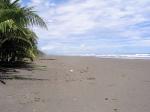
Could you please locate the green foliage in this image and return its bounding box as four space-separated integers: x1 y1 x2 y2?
0 0 47 63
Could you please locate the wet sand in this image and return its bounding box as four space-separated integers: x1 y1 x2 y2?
0 56 150 112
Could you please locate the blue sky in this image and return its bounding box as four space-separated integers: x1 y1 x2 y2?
21 0 150 55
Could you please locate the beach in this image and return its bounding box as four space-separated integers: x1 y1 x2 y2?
0 56 150 112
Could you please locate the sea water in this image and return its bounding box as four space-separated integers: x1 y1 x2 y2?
79 54 150 59
97 54 150 59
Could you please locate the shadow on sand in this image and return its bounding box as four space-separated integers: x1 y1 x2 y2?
0 61 48 84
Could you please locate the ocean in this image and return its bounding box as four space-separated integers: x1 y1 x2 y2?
79 54 150 59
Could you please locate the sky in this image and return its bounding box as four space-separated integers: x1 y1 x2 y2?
21 0 150 55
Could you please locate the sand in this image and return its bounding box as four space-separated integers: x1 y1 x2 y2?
0 56 150 112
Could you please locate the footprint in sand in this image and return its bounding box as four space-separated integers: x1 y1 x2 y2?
105 98 109 101
113 108 119 112
34 97 41 102
79 67 89 73
108 84 115 87
87 77 96 80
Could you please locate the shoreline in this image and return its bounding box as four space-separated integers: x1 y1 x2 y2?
41 54 150 60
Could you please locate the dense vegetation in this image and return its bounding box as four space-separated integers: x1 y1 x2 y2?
0 0 47 63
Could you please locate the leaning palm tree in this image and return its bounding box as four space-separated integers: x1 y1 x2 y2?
0 0 47 63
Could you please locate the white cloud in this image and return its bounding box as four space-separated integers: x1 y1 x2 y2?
28 0 150 54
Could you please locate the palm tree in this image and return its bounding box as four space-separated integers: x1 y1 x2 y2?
0 0 47 63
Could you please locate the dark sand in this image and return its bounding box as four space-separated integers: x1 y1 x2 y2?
0 56 150 112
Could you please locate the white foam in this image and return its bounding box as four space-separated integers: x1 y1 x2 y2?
56 53 150 59
96 54 150 59
74 53 150 59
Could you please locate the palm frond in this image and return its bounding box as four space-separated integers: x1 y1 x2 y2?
0 0 46 62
